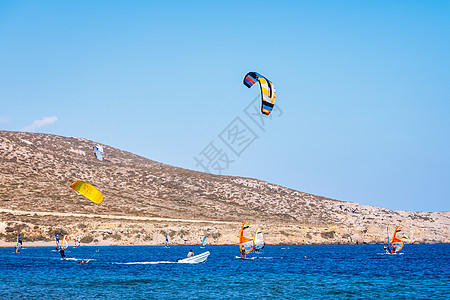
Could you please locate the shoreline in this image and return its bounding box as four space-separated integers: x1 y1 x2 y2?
1 242 443 248
2 208 449 246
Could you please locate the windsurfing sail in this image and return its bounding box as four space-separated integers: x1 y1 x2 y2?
243 72 276 115
386 227 391 253
239 221 254 257
61 235 69 250
391 226 404 253
253 227 265 252
201 236 207 247
93 145 104 161
165 235 169 248
55 234 60 250
70 180 104 204
16 233 22 252
75 237 81 248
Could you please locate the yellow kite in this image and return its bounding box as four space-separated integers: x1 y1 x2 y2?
70 180 103 204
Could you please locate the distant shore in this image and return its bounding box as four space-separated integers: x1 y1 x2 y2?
1 241 440 248
2 208 449 247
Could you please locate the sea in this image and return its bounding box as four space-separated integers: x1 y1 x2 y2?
1 244 449 299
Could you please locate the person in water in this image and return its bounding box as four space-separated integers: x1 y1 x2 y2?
59 248 66 260
187 250 194 258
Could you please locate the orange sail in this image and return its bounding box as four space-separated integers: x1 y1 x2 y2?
390 226 404 253
239 221 254 257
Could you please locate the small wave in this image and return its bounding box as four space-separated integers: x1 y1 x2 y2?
65 258 79 261
65 258 95 262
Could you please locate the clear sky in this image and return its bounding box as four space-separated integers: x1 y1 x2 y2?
1 1 449 212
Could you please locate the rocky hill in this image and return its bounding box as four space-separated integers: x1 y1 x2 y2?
0 131 448 247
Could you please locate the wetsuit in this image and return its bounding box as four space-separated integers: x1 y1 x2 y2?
240 247 246 258
60 249 66 260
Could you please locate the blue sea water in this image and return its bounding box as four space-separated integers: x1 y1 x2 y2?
1 244 449 299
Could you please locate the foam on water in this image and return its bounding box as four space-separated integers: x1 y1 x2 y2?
113 261 176 265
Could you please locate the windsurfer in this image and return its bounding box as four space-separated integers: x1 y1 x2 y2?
187 250 194 258
15 234 22 253
59 248 66 260
386 226 404 254
240 245 246 259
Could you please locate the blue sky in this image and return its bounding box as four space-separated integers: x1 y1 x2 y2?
1 1 449 212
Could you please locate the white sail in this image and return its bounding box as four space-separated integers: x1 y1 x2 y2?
16 233 22 251
253 227 265 251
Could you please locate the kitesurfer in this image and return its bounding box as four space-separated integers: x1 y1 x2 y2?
187 250 194 258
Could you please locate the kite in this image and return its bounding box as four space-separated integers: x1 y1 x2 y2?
243 72 276 115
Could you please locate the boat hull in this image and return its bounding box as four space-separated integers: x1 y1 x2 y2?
177 251 210 264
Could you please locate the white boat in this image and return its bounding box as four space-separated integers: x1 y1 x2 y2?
177 251 210 264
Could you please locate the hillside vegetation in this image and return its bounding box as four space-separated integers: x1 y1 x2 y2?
0 131 448 246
